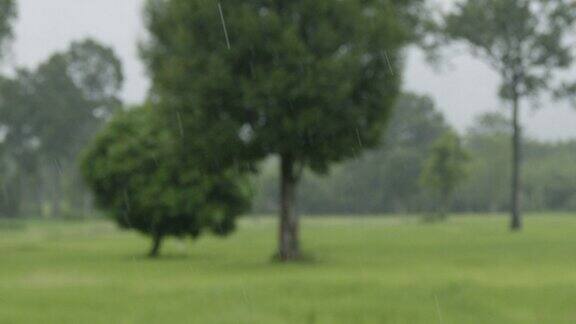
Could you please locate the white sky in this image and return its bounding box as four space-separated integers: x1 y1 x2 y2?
8 0 576 141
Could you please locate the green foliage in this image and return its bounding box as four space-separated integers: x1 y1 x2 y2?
421 133 469 189
455 113 511 212
141 0 421 259
81 105 252 256
22 39 122 160
455 113 576 213
0 39 123 164
0 0 16 61
0 0 16 215
420 131 470 218
254 107 576 216
441 0 576 230
142 0 413 171
0 39 124 218
253 93 450 214
360 94 450 212
523 142 576 211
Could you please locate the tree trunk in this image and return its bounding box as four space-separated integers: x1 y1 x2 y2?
510 95 522 231
148 233 163 258
277 154 300 261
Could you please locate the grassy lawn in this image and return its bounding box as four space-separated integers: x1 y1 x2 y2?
1 214 576 323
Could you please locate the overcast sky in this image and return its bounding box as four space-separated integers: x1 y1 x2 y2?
9 0 576 140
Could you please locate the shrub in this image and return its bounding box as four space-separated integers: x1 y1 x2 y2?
81 105 251 257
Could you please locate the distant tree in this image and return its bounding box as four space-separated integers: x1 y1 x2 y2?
1 39 122 161
441 0 576 231
0 39 123 217
31 39 123 160
454 113 576 213
253 93 449 215
523 145 576 211
0 0 16 61
81 105 252 257
366 94 450 212
456 112 511 212
142 0 423 261
420 131 469 220
467 112 511 138
1 69 40 215
0 0 16 215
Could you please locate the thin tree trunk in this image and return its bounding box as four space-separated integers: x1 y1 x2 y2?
510 95 522 231
278 154 300 261
149 233 163 258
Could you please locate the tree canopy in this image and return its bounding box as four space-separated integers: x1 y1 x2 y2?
81 105 252 257
420 131 470 219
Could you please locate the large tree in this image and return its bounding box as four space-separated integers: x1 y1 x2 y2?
142 0 421 261
442 0 576 231
31 39 123 161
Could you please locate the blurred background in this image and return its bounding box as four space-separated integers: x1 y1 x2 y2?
3 0 576 218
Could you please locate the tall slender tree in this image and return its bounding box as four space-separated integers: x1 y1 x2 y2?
0 39 123 217
141 0 422 260
442 0 576 231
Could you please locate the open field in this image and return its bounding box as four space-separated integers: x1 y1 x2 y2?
1 214 576 323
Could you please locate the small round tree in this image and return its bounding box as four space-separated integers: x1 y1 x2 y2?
81 105 252 257
420 131 470 220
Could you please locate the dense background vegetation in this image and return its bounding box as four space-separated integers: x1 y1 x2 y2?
0 0 574 223
253 97 576 215
1 86 575 219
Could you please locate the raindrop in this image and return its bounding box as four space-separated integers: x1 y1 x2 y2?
53 159 63 176
383 51 394 75
217 2 231 50
355 128 363 147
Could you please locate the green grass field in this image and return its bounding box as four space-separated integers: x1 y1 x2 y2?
1 214 576 323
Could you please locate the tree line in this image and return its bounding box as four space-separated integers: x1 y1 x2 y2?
0 1 124 219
